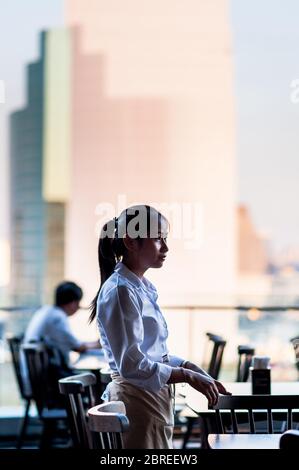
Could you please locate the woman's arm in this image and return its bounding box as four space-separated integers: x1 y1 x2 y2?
181 360 231 396
167 364 231 406
181 360 211 377
167 367 220 406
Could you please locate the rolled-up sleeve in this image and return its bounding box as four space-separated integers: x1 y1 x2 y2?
169 355 185 367
98 285 172 393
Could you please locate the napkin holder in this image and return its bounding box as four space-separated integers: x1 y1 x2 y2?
250 366 271 394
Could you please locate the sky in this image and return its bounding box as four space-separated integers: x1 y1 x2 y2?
231 0 299 251
1 0 299 256
0 0 63 238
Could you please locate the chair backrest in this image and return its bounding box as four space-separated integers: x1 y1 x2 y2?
88 401 129 449
203 333 226 379
211 394 299 434
236 345 255 382
22 342 65 415
7 334 31 400
59 372 98 449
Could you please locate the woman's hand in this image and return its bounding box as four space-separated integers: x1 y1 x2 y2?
181 360 232 401
185 370 220 406
214 379 232 396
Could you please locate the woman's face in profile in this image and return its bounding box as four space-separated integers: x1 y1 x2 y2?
136 217 169 270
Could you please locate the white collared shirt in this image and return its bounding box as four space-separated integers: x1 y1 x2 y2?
97 262 184 393
21 305 82 395
24 305 82 363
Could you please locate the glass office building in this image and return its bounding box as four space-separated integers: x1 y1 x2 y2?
9 32 65 307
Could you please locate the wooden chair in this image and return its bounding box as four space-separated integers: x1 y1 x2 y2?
210 394 299 435
7 335 33 448
205 333 227 380
236 345 255 382
22 342 68 448
181 332 227 448
58 372 99 448
88 401 129 449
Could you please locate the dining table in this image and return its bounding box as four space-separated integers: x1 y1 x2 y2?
208 433 282 449
70 348 108 372
186 381 299 415
185 381 299 449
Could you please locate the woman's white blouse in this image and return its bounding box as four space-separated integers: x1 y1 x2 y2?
96 262 184 393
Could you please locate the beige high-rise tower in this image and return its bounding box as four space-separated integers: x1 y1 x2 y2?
64 1 237 362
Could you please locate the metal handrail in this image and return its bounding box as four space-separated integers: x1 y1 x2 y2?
1 305 299 312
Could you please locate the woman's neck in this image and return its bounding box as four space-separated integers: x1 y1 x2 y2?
121 258 146 279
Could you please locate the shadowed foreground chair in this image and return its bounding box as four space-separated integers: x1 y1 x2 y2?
88 401 129 449
22 342 68 448
7 335 33 448
205 394 299 448
58 372 99 448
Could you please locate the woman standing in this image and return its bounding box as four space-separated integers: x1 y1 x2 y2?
89 205 230 449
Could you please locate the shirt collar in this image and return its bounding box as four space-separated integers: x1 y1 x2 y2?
114 261 144 289
114 261 157 295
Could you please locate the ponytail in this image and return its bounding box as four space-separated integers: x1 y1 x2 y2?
89 219 118 323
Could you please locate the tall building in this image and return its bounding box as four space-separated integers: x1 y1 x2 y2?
65 1 237 300
65 1 238 362
238 205 269 275
9 32 65 306
10 0 238 361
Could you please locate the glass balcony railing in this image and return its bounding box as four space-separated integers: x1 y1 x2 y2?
0 305 298 410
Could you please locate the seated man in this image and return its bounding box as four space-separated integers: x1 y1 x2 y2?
24 281 100 365
22 281 101 398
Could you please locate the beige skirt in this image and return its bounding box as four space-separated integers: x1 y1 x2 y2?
105 376 174 449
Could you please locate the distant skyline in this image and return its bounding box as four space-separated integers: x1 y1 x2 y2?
1 0 299 258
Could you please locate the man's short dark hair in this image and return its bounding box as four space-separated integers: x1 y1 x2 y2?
55 281 83 306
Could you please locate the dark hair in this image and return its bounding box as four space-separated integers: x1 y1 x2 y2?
89 205 167 322
55 281 83 307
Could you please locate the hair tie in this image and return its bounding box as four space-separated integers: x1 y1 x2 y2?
113 217 118 237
